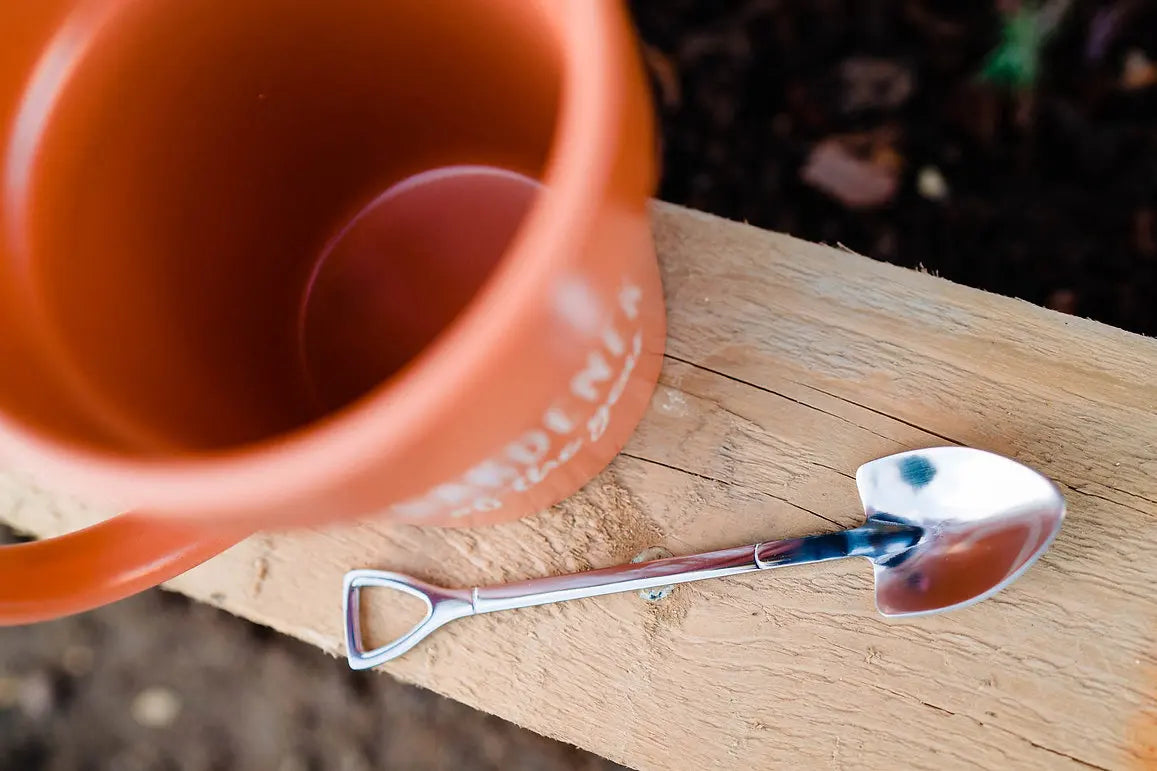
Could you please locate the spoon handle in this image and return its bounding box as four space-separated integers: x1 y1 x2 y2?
344 519 922 669
473 520 921 613
344 542 765 669
471 543 760 614
754 520 922 569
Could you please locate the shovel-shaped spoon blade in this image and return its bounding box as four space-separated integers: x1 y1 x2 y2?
856 447 1065 617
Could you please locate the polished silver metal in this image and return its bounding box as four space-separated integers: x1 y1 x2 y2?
344 447 1065 670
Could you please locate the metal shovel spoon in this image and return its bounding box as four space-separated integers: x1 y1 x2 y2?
344 447 1065 670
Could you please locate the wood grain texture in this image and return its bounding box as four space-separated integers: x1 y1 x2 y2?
3 202 1155 770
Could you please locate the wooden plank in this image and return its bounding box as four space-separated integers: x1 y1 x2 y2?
3 202 1155 770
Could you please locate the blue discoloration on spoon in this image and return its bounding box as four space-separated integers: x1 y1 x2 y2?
899 455 937 489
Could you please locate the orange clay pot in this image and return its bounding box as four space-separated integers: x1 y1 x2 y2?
0 0 664 623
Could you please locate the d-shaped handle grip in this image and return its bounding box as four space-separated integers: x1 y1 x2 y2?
343 570 475 670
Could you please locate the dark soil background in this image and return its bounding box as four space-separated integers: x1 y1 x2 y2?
635 0 1157 334
2 2 1154 769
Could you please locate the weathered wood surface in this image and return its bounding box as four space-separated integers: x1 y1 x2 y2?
3 202 1156 770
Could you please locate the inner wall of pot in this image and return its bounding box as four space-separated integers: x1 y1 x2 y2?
19 0 561 455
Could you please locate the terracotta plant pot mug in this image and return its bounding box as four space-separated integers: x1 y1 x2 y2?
0 0 664 623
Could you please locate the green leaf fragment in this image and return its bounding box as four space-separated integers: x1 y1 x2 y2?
978 1 1070 90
